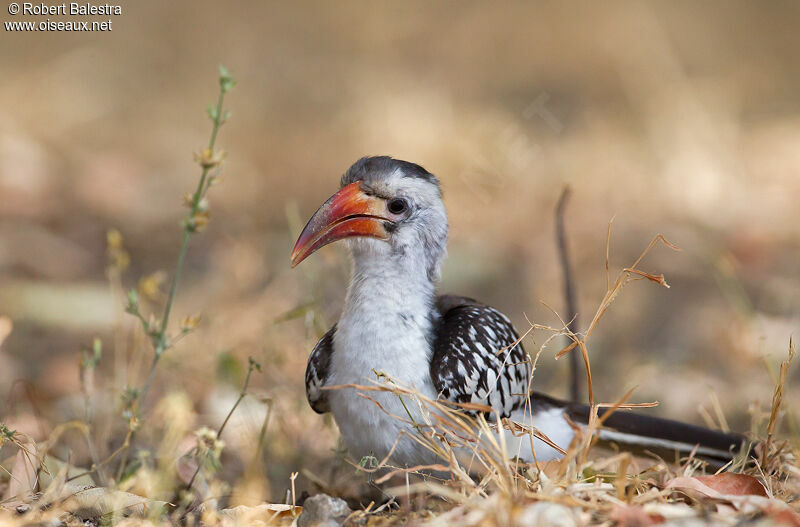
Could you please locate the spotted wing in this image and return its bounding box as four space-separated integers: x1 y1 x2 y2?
305 324 336 414
430 295 529 418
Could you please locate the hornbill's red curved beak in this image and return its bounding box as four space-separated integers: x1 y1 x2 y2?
291 182 392 267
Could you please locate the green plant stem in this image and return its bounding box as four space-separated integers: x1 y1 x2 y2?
116 72 232 483
138 88 227 408
157 230 191 353
206 90 225 152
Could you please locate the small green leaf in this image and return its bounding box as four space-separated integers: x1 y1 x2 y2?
217 351 243 385
206 102 218 121
273 303 314 324
81 338 102 369
126 289 139 313
122 386 140 406
218 65 236 93
220 78 236 93
0 423 16 443
358 453 378 471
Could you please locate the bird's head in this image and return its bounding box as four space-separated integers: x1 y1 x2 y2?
291 156 448 281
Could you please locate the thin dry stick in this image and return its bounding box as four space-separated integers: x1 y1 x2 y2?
555 231 679 405
290 472 298 518
555 186 581 402
541 300 594 404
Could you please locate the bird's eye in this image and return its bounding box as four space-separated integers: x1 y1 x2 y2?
387 198 408 215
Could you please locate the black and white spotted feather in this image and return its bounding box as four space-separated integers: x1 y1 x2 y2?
305 324 335 414
304 296 530 419
297 157 751 467
430 295 529 418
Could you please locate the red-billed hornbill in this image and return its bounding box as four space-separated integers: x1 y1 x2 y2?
291 156 747 468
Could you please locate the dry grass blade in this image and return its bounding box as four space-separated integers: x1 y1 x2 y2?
762 337 795 467
501 419 567 456
768 337 795 438
554 232 680 405
596 400 659 409
622 268 671 288
570 386 659 469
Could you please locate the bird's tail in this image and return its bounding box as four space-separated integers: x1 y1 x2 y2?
531 392 751 466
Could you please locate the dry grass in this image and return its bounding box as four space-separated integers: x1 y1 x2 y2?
1 168 796 524
2 5 800 523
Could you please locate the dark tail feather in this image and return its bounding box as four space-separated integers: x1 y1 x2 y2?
532 392 750 466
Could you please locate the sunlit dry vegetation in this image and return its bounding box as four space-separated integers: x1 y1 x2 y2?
2 2 799 525
0 67 797 525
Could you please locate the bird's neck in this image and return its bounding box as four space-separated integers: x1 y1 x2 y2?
334 252 438 382
327 251 442 465
343 253 437 330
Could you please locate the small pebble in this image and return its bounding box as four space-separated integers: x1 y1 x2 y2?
297 494 352 527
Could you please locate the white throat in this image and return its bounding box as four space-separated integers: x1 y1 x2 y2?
336 245 437 384
326 244 441 465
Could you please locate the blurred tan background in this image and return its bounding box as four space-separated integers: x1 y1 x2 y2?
1 0 799 499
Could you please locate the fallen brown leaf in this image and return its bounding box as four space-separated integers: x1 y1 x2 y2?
764 505 800 527
59 485 165 519
664 473 798 519
534 460 564 481
4 442 40 502
610 504 665 526
694 473 768 497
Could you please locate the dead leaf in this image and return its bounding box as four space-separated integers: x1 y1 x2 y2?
59 485 166 519
610 504 665 526
176 444 214 509
0 316 12 348
38 455 95 488
667 473 767 499
694 473 768 497
4 442 40 502
534 460 564 481
175 451 199 487
664 473 795 519
764 505 800 527
176 436 212 496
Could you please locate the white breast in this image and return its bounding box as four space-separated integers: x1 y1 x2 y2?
324 238 576 468
326 247 443 467
328 292 440 466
